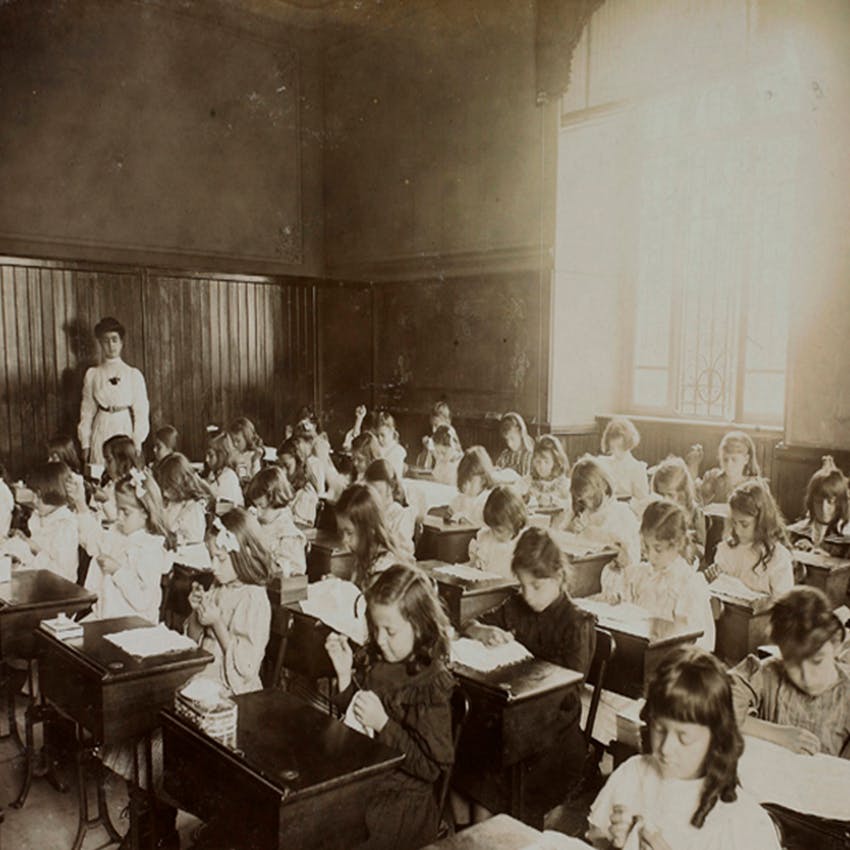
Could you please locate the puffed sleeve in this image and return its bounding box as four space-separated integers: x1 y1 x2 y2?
78 367 97 451
110 546 161 617
223 587 271 694
292 485 318 527
586 755 643 838
31 514 79 582
729 654 768 725
678 572 716 652
377 669 455 783
767 545 794 596
130 367 150 450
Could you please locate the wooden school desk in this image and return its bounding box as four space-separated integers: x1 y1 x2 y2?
792 549 850 607
1 570 97 805
418 515 480 564
37 616 212 850
161 688 404 850
709 587 772 664
305 528 355 582
269 601 338 687
574 601 703 698
549 532 618 598
450 657 583 826
417 560 518 628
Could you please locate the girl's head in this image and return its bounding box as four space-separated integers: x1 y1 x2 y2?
205 508 274 586
46 435 81 474
718 431 760 481
94 316 125 361
727 479 787 556
291 430 315 463
456 446 496 496
351 432 382 477
804 456 849 530
152 425 179 463
27 461 72 514
430 400 452 431
499 412 533 453
531 435 568 482
432 425 455 463
153 453 212 504
569 456 614 515
641 499 689 570
770 586 845 696
601 417 640 458
205 432 237 473
640 647 743 827
245 466 293 513
364 564 451 672
114 470 174 546
651 456 696 513
374 410 399 451
364 459 406 509
335 484 397 586
103 434 143 481
228 417 262 454
511 527 565 612
482 486 527 542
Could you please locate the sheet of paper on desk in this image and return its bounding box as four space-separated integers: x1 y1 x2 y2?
575 598 651 627
299 577 368 645
550 530 613 558
708 574 768 603
739 735 850 820
105 623 198 657
433 563 504 583
451 637 532 672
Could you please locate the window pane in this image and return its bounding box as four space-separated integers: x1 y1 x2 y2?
634 368 668 408
743 371 785 420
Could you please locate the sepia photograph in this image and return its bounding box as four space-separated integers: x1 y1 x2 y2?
0 1 849 848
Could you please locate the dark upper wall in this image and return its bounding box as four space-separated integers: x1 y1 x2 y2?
322 0 554 280
0 0 324 276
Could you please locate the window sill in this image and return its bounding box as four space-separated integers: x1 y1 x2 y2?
597 413 784 436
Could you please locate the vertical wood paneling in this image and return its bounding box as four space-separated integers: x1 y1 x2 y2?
0 258 318 477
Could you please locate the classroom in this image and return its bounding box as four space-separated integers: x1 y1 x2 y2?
1 1 849 848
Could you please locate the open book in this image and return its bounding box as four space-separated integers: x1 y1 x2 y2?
299 577 368 645
450 637 532 672
708 573 768 604
433 563 506 583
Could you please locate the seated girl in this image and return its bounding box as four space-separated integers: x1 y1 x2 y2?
587 647 781 850
374 411 407 480
709 479 793 599
325 564 454 850
651 455 707 565
186 508 273 695
245 466 306 577
601 500 715 651
598 417 649 502
468 486 528 579
495 412 534 477
787 456 850 555
730 586 850 758
556 456 641 569
365 459 416 560
46 433 86 503
696 431 761 506
526 434 570 509
277 436 320 528
335 484 412 589
227 417 264 484
447 446 496 526
415 401 462 469
150 424 179 467
205 431 244 507
351 431 383 483
429 426 461 487
94 434 145 523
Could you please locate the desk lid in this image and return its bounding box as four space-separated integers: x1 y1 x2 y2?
163 689 403 799
791 549 850 570
37 616 212 681
452 656 583 703
0 569 96 612
417 560 518 593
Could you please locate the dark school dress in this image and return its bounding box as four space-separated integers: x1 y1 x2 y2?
334 658 455 850
478 591 597 815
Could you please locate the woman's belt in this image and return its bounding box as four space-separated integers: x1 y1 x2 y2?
97 404 131 413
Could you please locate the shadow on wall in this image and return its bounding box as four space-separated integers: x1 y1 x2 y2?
59 318 98 439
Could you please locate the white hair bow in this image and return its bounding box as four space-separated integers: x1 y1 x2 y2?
212 517 240 553
128 467 147 500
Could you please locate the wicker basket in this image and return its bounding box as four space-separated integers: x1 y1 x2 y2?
174 691 238 749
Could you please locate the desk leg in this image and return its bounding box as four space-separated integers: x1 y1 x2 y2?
71 729 121 850
272 610 293 689
0 662 24 752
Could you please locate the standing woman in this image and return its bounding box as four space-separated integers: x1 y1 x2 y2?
78 317 150 466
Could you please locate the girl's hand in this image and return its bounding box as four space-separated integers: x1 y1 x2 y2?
794 538 814 552
324 633 353 684
609 805 636 849
703 563 720 583
773 724 821 755
354 405 367 421
639 823 672 850
66 476 88 510
196 598 222 627
188 582 206 611
478 625 513 647
352 690 389 733
97 554 121 576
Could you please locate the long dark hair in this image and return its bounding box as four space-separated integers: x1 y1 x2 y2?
640 647 743 828
363 564 451 674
